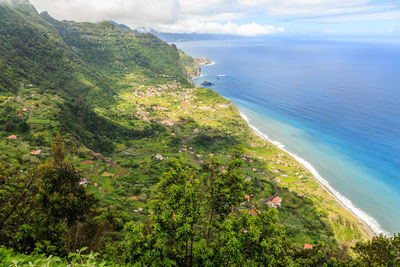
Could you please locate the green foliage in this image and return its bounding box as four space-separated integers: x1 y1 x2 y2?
0 3 113 106
42 13 189 82
0 136 114 257
118 159 295 266
0 104 27 133
0 246 107 266
351 234 400 266
35 134 96 227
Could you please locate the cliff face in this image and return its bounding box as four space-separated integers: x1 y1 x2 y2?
178 50 212 79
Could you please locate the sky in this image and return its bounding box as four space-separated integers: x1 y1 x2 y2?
29 0 400 36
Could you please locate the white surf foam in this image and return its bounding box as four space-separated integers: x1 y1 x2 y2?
239 111 389 237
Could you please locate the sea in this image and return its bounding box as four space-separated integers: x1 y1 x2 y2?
172 35 400 235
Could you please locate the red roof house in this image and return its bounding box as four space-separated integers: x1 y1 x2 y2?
267 197 282 208
272 197 282 206
8 135 17 141
30 150 41 155
304 243 313 250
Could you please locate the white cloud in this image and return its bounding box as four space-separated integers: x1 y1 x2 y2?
28 0 400 35
29 0 283 35
156 21 284 35
31 0 180 25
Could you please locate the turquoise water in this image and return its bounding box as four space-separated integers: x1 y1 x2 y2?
174 36 400 235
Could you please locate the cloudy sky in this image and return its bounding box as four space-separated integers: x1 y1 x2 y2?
30 0 400 36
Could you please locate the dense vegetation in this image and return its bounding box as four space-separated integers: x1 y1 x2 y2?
0 0 399 266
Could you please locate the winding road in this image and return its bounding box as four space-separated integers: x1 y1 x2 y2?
17 96 32 121
259 187 281 205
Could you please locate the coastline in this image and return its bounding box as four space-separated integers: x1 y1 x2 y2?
238 111 386 237
191 60 387 241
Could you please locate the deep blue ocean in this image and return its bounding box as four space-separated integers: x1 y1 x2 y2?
175 36 400 235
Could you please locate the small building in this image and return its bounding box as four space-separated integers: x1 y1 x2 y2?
22 107 28 112
8 135 17 141
153 153 165 160
245 176 252 182
273 177 281 183
267 197 282 208
79 179 89 185
30 150 41 155
304 243 313 250
161 120 175 126
245 195 251 202
93 182 98 187
249 209 257 215
17 113 23 119
272 197 282 207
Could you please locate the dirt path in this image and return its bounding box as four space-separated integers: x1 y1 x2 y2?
111 148 136 162
180 134 195 152
17 96 32 121
133 100 150 123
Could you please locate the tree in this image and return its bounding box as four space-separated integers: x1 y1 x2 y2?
35 134 97 256
0 163 38 253
152 161 200 266
351 234 400 266
217 208 292 266
202 153 247 245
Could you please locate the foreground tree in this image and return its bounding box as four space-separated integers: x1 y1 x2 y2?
121 157 297 266
0 134 104 256
122 161 200 266
35 134 97 256
0 163 38 253
351 234 400 266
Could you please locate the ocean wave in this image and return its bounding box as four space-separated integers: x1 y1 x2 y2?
239 111 389 237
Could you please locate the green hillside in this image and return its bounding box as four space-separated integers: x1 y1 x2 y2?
1 0 398 266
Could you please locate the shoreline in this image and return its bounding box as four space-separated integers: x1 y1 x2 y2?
238 111 387 237
191 58 386 238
